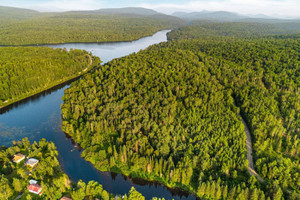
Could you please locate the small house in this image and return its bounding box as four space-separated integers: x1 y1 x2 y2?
28 184 42 195
13 153 25 163
60 197 72 200
29 179 38 185
26 158 39 167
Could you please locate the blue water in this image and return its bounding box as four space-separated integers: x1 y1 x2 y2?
0 30 196 200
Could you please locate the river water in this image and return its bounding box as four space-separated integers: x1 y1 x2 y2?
0 30 196 200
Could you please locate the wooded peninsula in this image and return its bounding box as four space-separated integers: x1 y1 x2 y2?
0 47 101 108
61 23 300 199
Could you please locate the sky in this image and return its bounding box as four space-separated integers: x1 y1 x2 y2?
1 0 300 18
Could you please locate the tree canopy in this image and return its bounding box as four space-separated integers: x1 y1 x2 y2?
0 138 153 200
0 47 101 108
0 13 182 45
61 23 300 199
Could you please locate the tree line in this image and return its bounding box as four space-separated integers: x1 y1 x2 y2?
61 23 299 199
0 14 181 45
0 46 101 108
167 24 300 198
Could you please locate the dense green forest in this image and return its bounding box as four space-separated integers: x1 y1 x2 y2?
0 138 155 199
1 5 299 200
167 22 300 40
167 24 300 195
62 44 252 195
0 7 182 45
61 23 299 199
0 47 101 108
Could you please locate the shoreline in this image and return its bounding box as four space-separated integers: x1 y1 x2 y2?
0 29 193 199
0 29 171 47
108 166 197 199
0 29 171 112
0 58 95 113
62 129 196 199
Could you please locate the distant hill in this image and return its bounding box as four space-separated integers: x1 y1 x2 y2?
172 11 247 22
246 14 274 19
0 6 180 23
0 6 40 21
0 6 183 28
66 7 176 20
172 10 300 24
61 7 182 25
0 6 168 19
0 6 183 45
84 7 160 16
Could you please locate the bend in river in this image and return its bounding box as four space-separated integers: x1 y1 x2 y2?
0 30 196 200
44 30 171 64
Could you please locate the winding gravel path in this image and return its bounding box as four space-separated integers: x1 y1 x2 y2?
241 117 264 182
233 96 264 182
234 99 299 197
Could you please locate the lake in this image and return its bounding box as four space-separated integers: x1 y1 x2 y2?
0 30 196 200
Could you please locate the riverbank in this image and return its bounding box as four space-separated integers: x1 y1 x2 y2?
113 168 197 199
0 54 96 111
61 129 196 199
0 30 196 200
0 31 164 47
0 138 145 200
0 30 170 111
81 154 197 199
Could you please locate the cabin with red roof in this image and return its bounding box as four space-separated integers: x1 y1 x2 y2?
28 184 42 195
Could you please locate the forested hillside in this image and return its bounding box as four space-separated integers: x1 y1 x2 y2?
167 25 300 196
62 45 252 196
0 6 41 22
168 22 300 39
0 138 151 200
61 23 299 199
0 7 182 45
172 11 247 22
0 47 101 108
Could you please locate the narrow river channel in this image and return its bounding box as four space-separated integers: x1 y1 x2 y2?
0 30 196 200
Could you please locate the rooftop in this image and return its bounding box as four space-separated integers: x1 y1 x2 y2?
60 197 72 200
28 184 42 194
26 158 39 166
29 179 38 185
13 153 25 163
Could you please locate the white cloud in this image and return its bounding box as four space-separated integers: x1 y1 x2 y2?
140 0 300 18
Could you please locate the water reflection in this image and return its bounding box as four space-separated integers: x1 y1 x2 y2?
45 30 171 64
0 30 196 200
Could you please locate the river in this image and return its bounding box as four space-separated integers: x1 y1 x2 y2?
0 30 196 200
